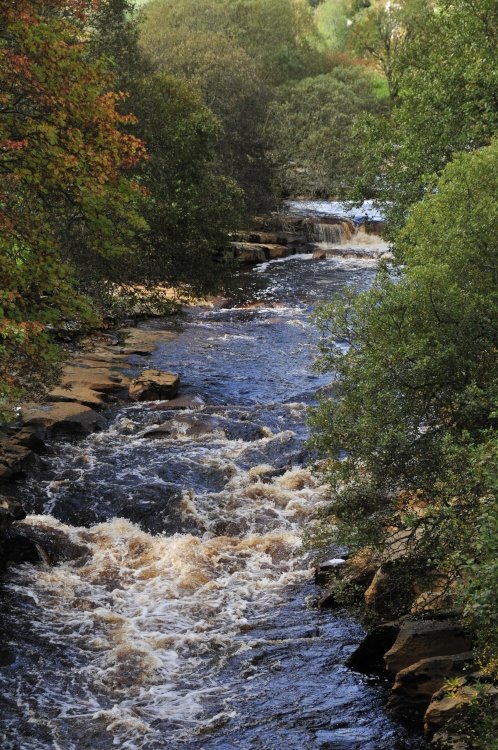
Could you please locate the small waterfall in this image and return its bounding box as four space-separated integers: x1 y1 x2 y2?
305 218 355 244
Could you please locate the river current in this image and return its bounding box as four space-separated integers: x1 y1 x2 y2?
0 219 425 749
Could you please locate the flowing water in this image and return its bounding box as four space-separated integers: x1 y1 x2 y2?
0 222 425 749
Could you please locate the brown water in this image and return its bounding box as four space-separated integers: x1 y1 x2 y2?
0 227 426 749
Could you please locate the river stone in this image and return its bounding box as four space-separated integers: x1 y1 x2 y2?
159 394 205 410
247 231 281 244
230 242 269 263
23 402 107 438
0 441 40 481
0 496 26 530
129 370 180 401
384 620 473 676
3 520 90 566
9 426 46 453
346 622 400 674
392 652 475 703
118 327 176 356
61 365 130 394
48 386 107 409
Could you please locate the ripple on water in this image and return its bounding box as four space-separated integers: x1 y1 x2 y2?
0 252 424 750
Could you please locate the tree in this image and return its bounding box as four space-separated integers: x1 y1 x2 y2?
139 0 334 211
88 0 244 295
346 0 427 101
349 0 498 227
140 0 325 86
128 74 244 297
311 140 498 634
139 24 273 212
0 0 146 412
269 66 384 197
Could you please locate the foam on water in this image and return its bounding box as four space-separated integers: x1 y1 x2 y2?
0 233 424 750
1 459 325 748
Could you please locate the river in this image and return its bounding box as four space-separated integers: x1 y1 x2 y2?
0 210 425 749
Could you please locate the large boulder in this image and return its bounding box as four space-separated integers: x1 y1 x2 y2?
346 622 400 674
391 652 475 704
425 679 498 736
48 385 107 409
0 496 26 531
0 441 40 481
230 242 269 264
129 370 180 401
23 401 107 438
118 327 176 356
384 620 473 676
61 365 130 394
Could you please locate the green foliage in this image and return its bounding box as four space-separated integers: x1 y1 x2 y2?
139 0 339 210
460 434 498 678
141 0 325 86
0 0 146 414
139 21 273 212
311 141 498 654
88 0 243 296
315 0 351 51
269 66 384 197
129 74 244 296
349 0 498 226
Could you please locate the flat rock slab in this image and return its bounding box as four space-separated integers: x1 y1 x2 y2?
61 366 130 394
129 370 180 401
147 395 206 411
23 402 106 438
48 386 106 409
384 620 473 676
118 328 176 356
392 651 475 702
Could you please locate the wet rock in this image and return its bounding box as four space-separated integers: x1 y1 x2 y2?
346 622 400 674
384 620 473 677
315 558 347 585
9 426 46 454
311 246 384 260
129 369 180 401
61 365 130 394
391 652 475 705
48 385 107 409
266 245 292 259
0 441 41 480
142 414 265 442
22 402 107 438
0 496 26 530
3 520 90 566
230 242 269 264
147 394 206 411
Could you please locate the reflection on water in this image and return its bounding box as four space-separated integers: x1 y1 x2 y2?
0 251 424 749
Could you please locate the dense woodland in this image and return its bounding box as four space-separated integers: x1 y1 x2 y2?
0 0 497 742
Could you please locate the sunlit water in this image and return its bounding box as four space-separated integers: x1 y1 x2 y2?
0 223 424 749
